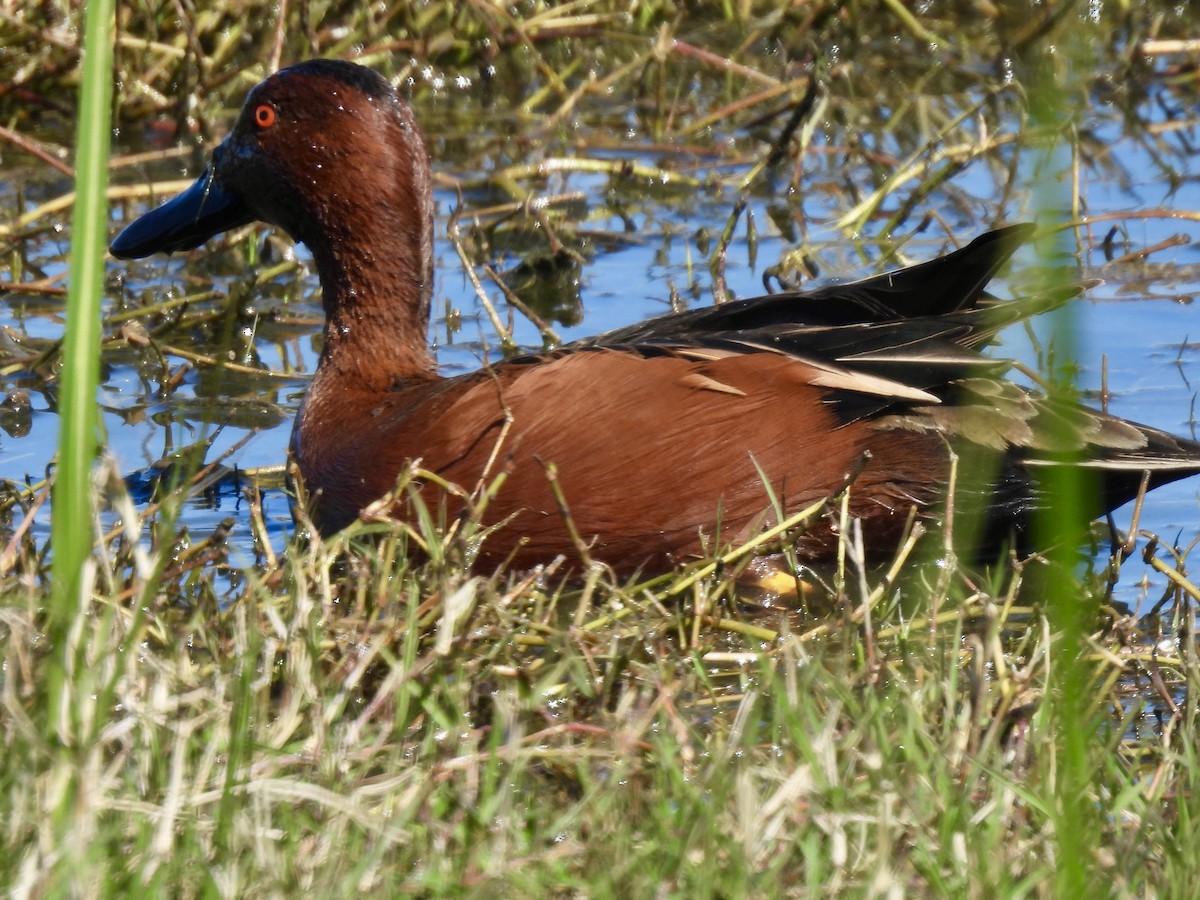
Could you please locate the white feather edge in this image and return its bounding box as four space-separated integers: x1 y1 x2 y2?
674 345 942 404
806 361 941 404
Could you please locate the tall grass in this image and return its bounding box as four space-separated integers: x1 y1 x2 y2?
47 0 114 732
1024 32 1105 894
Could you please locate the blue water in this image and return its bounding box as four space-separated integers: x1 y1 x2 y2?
4 62 1200 613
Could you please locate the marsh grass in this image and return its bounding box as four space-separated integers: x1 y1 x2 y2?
47 0 115 741
7 462 1200 895
4 1 1200 896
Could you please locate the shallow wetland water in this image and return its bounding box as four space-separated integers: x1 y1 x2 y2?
3 12 1200 612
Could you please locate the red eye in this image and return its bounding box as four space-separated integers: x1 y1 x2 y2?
254 104 276 128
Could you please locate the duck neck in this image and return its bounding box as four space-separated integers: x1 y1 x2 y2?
311 235 435 394
306 166 437 395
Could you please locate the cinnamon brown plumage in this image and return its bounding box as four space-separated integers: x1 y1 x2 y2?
111 59 1200 574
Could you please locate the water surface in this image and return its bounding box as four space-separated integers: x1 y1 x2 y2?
3 24 1200 612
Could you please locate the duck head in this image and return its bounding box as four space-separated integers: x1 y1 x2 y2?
112 59 437 383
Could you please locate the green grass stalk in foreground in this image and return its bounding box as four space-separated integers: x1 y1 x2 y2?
1025 40 1100 894
48 0 115 728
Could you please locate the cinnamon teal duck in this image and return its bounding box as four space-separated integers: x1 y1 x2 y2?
111 59 1200 574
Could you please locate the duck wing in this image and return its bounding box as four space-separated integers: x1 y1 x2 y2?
564 223 1200 522
584 224 1038 344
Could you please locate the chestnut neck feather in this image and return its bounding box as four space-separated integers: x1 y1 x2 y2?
302 109 437 395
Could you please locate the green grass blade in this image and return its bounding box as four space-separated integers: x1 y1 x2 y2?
1025 38 1101 897
47 0 115 728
